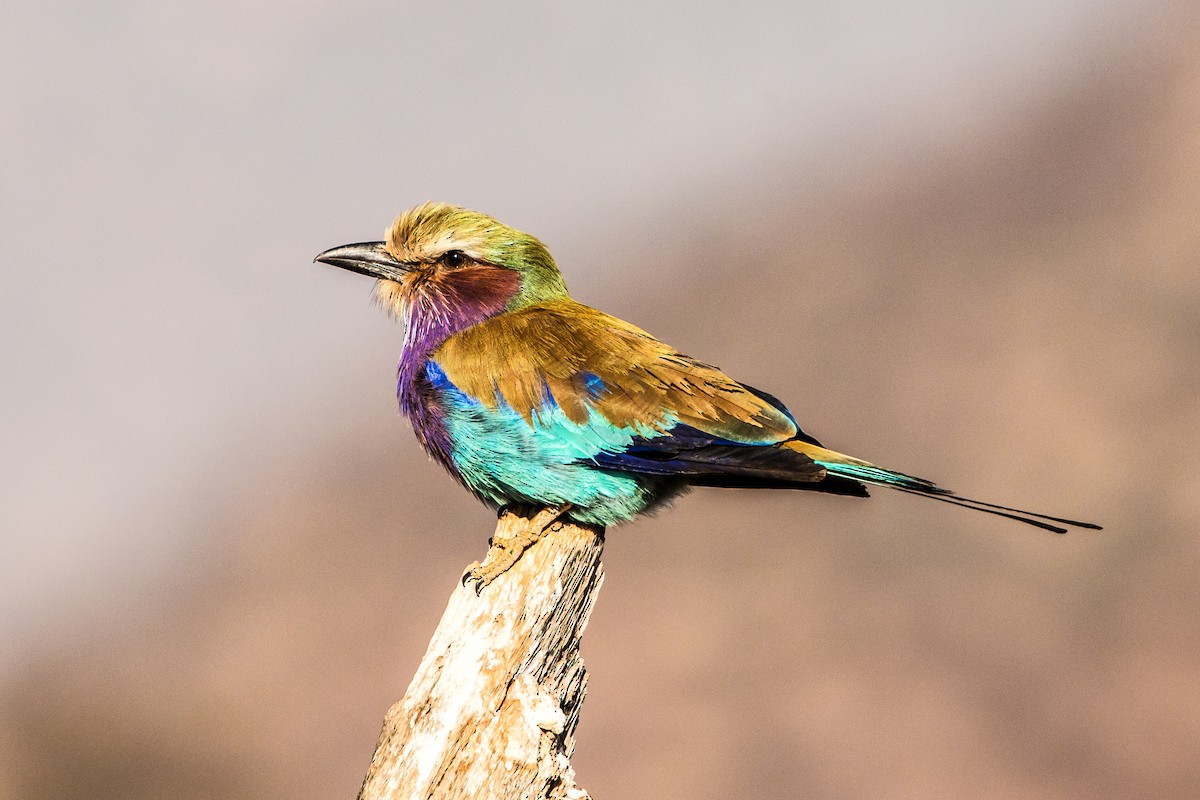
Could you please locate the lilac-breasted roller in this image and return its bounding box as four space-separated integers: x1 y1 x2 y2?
316 203 1098 549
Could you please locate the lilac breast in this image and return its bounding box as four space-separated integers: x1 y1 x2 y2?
391 265 520 477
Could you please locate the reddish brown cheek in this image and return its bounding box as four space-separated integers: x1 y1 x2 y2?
440 264 522 311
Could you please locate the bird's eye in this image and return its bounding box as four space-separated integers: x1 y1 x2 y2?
442 250 467 268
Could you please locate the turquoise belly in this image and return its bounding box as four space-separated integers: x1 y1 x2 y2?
441 395 673 527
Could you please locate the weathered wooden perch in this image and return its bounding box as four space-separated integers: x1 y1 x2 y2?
358 508 606 800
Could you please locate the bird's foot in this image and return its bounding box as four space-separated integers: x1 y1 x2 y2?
462 504 573 594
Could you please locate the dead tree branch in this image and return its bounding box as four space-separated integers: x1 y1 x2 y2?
358 508 605 800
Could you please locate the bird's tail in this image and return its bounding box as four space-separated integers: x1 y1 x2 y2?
785 442 1101 533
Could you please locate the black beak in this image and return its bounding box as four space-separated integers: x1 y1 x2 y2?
314 241 409 281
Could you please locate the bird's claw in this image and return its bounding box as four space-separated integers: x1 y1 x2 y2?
461 504 572 594
462 562 487 595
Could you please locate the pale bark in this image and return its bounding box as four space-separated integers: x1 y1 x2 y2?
358 508 605 800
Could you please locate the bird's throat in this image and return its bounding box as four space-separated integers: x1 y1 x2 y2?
391 264 522 414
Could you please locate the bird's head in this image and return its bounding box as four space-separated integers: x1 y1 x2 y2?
315 203 568 334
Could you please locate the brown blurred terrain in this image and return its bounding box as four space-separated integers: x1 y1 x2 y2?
4 12 1199 800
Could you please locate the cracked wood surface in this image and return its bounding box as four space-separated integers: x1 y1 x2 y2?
358 509 605 800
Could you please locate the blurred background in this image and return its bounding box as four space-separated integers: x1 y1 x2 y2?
2 0 1198 797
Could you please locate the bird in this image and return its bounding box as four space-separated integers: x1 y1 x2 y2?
316 203 1099 583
